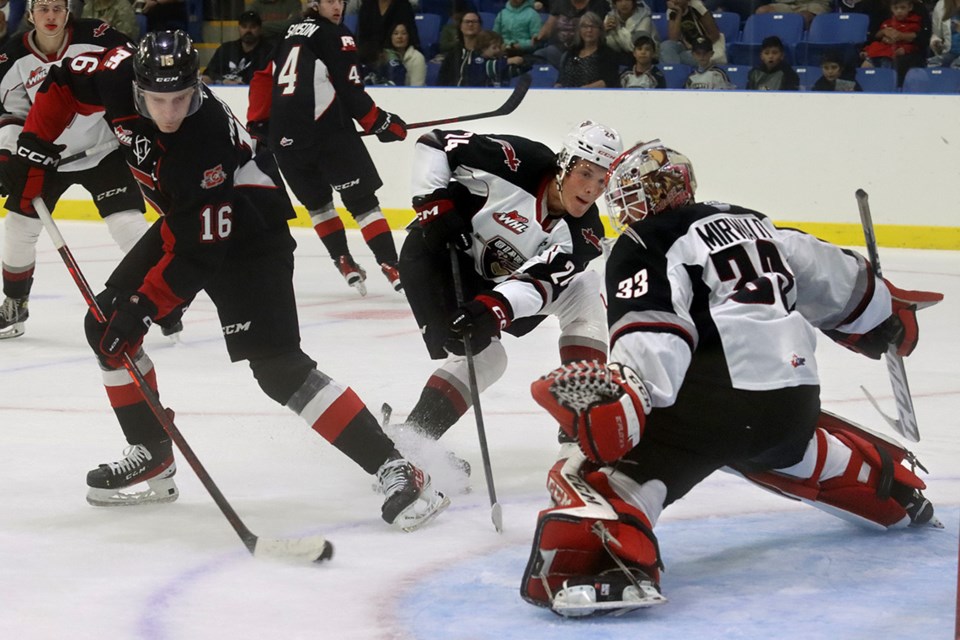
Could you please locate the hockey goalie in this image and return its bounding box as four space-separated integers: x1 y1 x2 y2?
520 140 943 617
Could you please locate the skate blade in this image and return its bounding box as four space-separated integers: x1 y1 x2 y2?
914 514 945 529
348 279 367 297
552 584 667 618
396 490 451 532
0 323 25 339
86 477 179 507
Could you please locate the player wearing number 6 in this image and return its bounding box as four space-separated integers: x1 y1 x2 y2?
522 140 943 617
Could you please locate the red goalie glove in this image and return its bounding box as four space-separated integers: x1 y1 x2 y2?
531 361 652 463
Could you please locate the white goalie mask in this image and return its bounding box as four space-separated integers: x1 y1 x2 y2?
556 120 623 187
605 140 697 232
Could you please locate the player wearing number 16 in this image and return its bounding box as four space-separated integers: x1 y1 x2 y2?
17 30 448 531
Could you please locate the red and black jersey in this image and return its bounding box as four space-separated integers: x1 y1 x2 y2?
249 16 376 150
23 45 296 320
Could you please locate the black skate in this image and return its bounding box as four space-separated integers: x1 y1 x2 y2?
0 296 28 339
552 567 666 617
86 442 178 506
335 255 367 297
376 455 449 531
380 261 403 292
893 485 943 528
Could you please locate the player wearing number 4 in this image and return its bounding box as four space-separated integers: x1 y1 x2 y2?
246 0 407 296
396 121 622 460
522 140 944 617
14 30 448 531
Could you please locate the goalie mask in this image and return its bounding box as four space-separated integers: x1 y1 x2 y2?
557 120 623 190
133 30 203 121
605 141 696 232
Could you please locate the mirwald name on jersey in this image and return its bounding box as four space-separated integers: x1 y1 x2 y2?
605 202 893 408
23 45 295 321
413 129 606 321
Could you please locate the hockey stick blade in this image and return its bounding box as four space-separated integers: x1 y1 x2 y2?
360 75 531 136
860 384 920 443
33 197 335 565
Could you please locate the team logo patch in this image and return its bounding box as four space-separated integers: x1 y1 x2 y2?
0 54 7 64
340 35 356 51
113 124 133 146
482 237 524 278
581 227 602 252
93 22 110 37
133 136 151 164
280 137 294 147
201 164 227 189
25 67 48 90
790 354 806 368
493 210 528 234
490 137 520 172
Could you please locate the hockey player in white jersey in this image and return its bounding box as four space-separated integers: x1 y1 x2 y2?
395 121 622 458
521 140 943 617
0 0 149 339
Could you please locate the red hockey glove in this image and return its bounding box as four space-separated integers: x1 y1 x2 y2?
825 279 942 360
358 106 407 143
413 188 472 253
12 132 65 213
446 292 512 356
532 361 652 464
100 293 158 360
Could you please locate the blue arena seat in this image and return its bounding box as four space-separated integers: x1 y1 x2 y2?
793 65 822 90
479 11 496 30
720 64 749 89
660 63 692 89
343 13 358 33
901 67 960 94
794 13 869 66
712 12 741 50
728 13 804 65
414 13 442 57
419 0 452 18
530 64 559 87
186 0 203 41
651 13 668 42
855 67 897 93
426 59 442 86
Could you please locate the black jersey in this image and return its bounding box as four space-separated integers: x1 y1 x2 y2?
413 129 605 320
23 45 296 320
605 201 892 408
265 17 375 149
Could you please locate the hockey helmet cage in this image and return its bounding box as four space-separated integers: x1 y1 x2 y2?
27 0 76 22
133 30 203 119
557 121 623 179
605 140 696 231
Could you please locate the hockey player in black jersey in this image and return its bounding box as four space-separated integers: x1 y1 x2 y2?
13 30 448 531
522 140 943 616
246 0 408 296
0 0 149 339
396 121 622 458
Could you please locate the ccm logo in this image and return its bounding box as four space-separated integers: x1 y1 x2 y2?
96 187 127 201
17 148 57 166
222 321 251 335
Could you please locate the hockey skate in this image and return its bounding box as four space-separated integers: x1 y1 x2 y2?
376 455 450 531
552 567 666 617
380 261 403 292
893 485 943 528
335 255 367 296
0 296 28 339
86 442 179 506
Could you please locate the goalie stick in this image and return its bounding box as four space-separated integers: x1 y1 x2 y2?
33 197 333 564
855 189 921 443
450 245 503 533
360 74 532 137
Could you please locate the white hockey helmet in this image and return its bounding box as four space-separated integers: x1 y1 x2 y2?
557 120 623 183
605 140 696 231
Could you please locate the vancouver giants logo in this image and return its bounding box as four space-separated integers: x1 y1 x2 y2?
25 66 48 90
581 227 602 252
491 138 520 172
200 164 227 189
93 22 110 38
340 35 357 51
482 237 524 278
493 210 528 234
113 124 133 146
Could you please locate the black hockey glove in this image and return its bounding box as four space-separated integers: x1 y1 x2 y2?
446 292 512 356
414 189 472 253
246 119 269 147
0 150 12 198
16 132 64 169
100 293 158 360
360 106 407 143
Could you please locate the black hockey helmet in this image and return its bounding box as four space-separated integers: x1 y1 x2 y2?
132 30 203 119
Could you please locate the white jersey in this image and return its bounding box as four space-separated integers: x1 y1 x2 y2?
0 19 130 171
605 201 892 408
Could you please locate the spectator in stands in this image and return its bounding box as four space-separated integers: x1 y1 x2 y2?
494 0 542 57
928 0 960 67
755 0 830 30
533 0 611 69
202 10 272 84
811 48 864 90
555 11 621 86
371 21 428 84
466 29 526 85
0 0 10 46
439 0 478 56
604 0 658 67
140 0 187 33
438 10 482 84
249 0 303 44
861 0 923 67
620 33 667 86
684 34 734 86
355 0 419 66
746 35 800 89
81 0 139 41
660 0 726 65
841 0 930 84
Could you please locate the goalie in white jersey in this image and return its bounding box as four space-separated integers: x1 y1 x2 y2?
522 140 944 617
0 0 149 339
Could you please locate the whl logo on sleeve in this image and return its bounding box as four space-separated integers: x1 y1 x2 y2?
493 210 528 234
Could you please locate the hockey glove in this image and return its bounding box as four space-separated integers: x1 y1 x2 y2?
0 150 12 198
100 293 158 360
446 292 512 355
16 132 64 169
246 119 269 147
358 106 407 143
825 279 942 360
531 361 652 464
414 188 472 253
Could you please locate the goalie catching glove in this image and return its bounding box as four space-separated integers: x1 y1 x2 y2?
825 278 942 360
531 361 652 464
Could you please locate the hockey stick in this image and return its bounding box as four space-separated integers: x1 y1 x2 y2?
360 74 532 136
449 244 503 533
33 197 333 564
855 189 921 443
60 140 121 166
